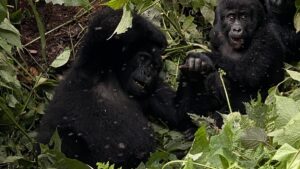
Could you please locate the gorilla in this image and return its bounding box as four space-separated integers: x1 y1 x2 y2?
262 0 300 61
37 7 189 168
176 0 290 121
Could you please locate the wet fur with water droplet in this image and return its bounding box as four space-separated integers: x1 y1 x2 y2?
36 7 190 168
176 0 298 124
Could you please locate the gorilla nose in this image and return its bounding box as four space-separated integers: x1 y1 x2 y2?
232 26 243 34
233 26 242 33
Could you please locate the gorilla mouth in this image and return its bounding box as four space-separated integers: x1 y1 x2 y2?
134 80 146 89
230 37 243 44
230 37 244 48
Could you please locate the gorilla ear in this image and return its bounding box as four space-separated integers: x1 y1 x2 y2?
87 7 123 41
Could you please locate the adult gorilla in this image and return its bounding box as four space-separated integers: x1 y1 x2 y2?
37 7 189 168
177 0 285 121
263 0 300 61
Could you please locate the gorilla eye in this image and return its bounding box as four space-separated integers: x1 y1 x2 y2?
226 14 235 21
240 14 247 20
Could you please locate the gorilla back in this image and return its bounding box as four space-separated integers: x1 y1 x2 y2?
37 7 172 168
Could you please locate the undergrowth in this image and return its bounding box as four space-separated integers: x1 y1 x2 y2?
0 0 300 168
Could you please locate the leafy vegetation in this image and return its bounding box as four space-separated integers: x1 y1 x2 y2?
0 0 300 168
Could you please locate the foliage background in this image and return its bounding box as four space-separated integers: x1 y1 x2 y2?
0 0 300 168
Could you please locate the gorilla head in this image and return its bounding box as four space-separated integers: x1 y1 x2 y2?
76 8 167 97
216 0 265 49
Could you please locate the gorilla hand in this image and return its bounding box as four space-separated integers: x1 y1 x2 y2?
180 52 214 75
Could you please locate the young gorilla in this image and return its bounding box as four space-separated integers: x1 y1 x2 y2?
37 7 189 168
177 0 287 121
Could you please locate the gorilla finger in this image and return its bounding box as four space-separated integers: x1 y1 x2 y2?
188 58 195 71
179 64 189 70
194 58 201 71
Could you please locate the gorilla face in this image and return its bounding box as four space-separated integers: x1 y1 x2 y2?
218 0 265 50
120 47 163 97
223 10 249 49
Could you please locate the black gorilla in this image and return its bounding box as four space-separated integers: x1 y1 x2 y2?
262 0 300 61
37 7 188 168
177 0 288 120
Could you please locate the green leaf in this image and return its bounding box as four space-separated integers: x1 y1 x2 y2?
49 130 62 152
0 19 22 48
0 36 12 54
0 69 21 88
104 0 128 10
189 126 209 154
50 47 71 68
6 94 19 108
0 0 7 22
296 0 300 8
191 0 205 8
240 127 267 149
274 96 300 128
183 158 195 169
200 5 215 25
55 158 92 169
45 0 91 9
272 143 298 161
295 12 300 33
269 119 300 147
109 5 133 38
272 143 300 169
286 69 300 82
2 156 24 163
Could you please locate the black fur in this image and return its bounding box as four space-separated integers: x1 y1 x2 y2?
37 7 188 168
176 0 287 122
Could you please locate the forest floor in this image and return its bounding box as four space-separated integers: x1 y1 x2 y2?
20 1 101 71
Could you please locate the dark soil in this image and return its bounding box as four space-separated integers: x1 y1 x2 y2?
19 1 102 68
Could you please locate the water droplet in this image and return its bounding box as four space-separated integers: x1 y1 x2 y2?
118 142 126 149
95 27 102 30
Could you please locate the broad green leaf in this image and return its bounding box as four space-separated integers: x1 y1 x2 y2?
182 16 195 31
188 126 209 155
286 69 300 82
0 19 22 48
186 153 203 161
269 119 300 147
240 127 267 149
0 36 12 54
183 158 195 169
295 12 300 33
0 69 21 88
274 96 300 128
272 143 300 169
0 0 7 22
50 47 71 68
109 5 133 38
45 0 91 9
6 94 19 108
104 0 128 10
191 0 205 8
55 158 91 169
49 130 62 152
272 143 298 161
2 156 23 163
200 6 215 25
